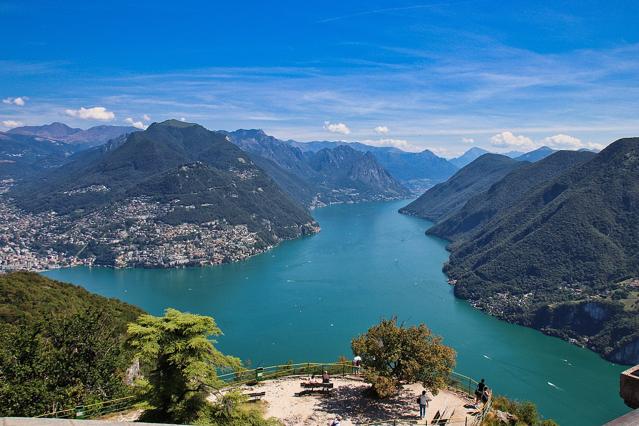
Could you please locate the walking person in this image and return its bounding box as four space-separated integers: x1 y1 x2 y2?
418 390 431 420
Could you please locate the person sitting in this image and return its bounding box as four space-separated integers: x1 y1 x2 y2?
330 415 341 425
481 386 491 404
322 370 330 383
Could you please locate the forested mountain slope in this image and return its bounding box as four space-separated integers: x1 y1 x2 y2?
428 150 596 242
399 154 526 221
444 138 639 364
6 120 317 268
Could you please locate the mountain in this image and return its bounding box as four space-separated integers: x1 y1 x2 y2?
308 145 409 200
399 154 526 221
8 122 81 140
443 138 639 364
0 132 78 182
8 122 137 148
63 125 139 147
8 120 318 268
449 147 490 168
289 139 457 193
226 129 410 207
290 140 403 154
363 149 458 193
515 146 556 162
503 150 525 158
428 150 597 242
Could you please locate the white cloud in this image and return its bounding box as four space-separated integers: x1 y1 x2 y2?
490 131 534 149
143 114 151 121
324 121 350 135
65 106 115 121
125 117 147 130
461 137 475 144
374 125 389 135
362 138 422 152
179 117 186 122
1 120 23 128
2 96 27 106
540 134 604 151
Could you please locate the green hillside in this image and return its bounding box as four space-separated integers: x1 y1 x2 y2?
399 154 525 221
445 138 639 364
0 272 143 416
0 271 142 326
428 150 596 242
10 120 317 260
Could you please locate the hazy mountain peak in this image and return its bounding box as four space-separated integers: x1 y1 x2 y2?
155 119 197 128
449 147 490 168
8 122 81 139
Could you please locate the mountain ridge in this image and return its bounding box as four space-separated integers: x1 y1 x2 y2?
6 120 318 269
441 138 639 364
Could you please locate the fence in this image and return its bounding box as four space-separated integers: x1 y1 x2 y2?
217 362 492 425
37 362 492 424
35 395 138 420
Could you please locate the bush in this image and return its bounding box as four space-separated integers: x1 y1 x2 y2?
486 395 556 426
365 373 398 399
352 317 456 398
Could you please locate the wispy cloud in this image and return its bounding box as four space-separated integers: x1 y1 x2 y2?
1 120 23 128
124 117 147 129
2 96 27 106
65 106 115 121
317 1 469 23
3 37 638 152
324 121 351 135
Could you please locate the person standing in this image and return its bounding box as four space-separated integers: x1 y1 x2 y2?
474 379 486 405
352 355 362 375
418 390 431 420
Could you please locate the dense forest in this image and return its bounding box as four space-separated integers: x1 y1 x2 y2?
0 272 142 416
416 140 639 364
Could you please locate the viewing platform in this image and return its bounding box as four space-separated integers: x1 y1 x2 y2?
214 362 491 425
620 364 639 409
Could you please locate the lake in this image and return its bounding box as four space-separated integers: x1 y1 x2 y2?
43 200 630 425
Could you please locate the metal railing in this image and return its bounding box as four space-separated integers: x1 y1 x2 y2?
36 395 138 419
218 362 492 425
36 362 492 424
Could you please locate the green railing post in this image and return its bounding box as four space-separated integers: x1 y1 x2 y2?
75 406 85 419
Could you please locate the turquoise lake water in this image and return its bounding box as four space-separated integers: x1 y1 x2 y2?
43 200 630 425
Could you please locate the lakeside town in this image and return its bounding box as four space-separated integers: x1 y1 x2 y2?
0 195 273 272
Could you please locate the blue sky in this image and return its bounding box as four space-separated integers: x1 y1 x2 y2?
1 0 638 156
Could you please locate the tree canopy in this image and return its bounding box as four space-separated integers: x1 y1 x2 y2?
127 308 241 424
351 317 456 398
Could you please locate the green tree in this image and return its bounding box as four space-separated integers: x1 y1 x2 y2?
127 308 241 424
486 395 557 425
351 317 456 398
0 308 131 416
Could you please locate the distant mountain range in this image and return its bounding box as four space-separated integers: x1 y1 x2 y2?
7 120 318 268
226 129 410 207
7 122 137 147
399 140 639 364
0 132 76 181
289 139 457 193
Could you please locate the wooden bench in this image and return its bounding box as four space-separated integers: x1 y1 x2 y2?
296 382 334 396
244 391 266 402
432 407 453 425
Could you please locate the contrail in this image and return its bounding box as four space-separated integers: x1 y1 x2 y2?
317 1 472 23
